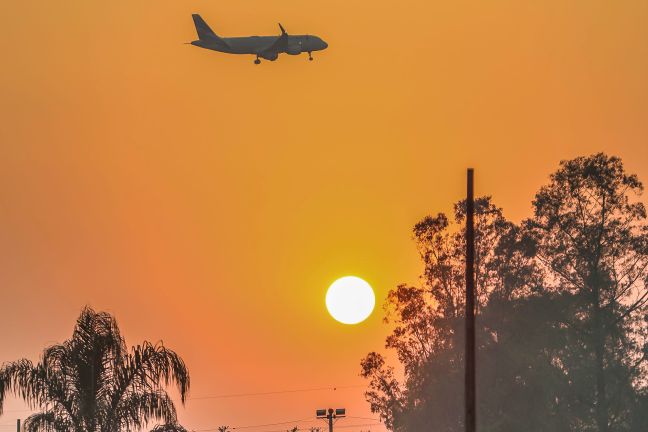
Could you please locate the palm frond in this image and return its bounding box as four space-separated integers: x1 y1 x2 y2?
0 359 48 410
128 342 190 402
2 306 189 432
109 390 178 431
149 423 188 432
23 411 73 432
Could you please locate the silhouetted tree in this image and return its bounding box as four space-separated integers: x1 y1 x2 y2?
0 306 190 432
363 197 557 431
361 154 648 431
527 153 648 431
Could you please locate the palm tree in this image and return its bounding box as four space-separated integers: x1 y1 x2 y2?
0 307 190 432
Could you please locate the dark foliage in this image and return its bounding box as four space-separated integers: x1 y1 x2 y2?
0 307 190 432
361 154 648 431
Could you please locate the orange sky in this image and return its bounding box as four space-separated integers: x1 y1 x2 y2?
1 1 648 431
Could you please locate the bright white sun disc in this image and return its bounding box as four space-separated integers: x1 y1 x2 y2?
326 276 375 324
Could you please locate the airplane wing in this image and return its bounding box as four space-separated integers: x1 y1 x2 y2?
260 23 289 55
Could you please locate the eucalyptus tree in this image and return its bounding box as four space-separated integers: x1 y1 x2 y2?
0 307 190 432
361 197 562 431
528 153 648 431
361 154 648 431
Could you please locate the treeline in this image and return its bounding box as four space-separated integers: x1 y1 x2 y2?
361 154 648 431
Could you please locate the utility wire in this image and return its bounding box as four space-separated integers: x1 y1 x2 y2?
193 417 382 432
190 385 365 400
335 424 383 430
344 416 380 422
193 418 311 431
238 423 383 432
233 418 313 430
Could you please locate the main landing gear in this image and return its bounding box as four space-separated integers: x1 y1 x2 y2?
308 51 313 61
254 56 261 65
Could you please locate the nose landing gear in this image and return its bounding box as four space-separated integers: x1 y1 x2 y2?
308 51 313 61
254 56 261 65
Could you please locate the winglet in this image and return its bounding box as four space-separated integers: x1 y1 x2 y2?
278 23 287 35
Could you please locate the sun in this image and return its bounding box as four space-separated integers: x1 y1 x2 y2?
326 276 376 324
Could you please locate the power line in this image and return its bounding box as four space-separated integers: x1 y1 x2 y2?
233 418 313 430
344 417 379 422
239 423 383 432
191 416 382 432
190 385 365 401
1 386 379 431
193 418 312 431
335 424 382 430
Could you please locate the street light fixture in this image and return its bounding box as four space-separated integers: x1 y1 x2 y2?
315 408 346 432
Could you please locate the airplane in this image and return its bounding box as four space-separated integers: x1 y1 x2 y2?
188 14 328 64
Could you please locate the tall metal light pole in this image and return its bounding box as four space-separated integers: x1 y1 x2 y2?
465 168 476 432
316 408 345 432
328 409 334 432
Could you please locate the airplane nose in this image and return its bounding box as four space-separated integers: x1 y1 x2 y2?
321 40 328 49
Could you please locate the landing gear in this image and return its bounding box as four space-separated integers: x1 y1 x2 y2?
254 57 261 65
308 51 313 61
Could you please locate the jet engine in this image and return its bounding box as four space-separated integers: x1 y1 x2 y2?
260 52 278 61
286 44 302 55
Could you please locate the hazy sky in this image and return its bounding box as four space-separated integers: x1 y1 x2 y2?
1 1 647 431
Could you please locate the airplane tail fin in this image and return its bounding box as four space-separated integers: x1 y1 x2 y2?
192 14 220 41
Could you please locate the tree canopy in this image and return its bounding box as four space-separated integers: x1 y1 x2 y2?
0 307 190 432
361 154 648 431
